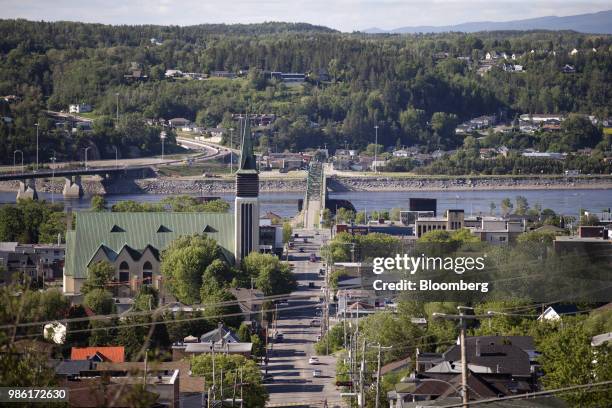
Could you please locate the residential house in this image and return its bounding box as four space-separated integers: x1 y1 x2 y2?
470 219 525 244
165 69 183 78
200 323 241 344
69 103 92 114
172 342 252 360
562 64 576 73
570 48 579 56
71 346 125 363
0 242 65 284
485 51 499 60
168 117 192 128
211 70 237 78
521 151 566 160
537 305 580 321
228 287 264 321
60 369 179 408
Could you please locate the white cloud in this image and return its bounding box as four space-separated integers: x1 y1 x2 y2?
0 0 610 31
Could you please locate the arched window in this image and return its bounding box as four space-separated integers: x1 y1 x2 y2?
119 261 130 283
143 261 153 284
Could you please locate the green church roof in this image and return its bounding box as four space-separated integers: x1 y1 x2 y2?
64 212 235 279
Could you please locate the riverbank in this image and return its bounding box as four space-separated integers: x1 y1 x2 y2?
0 175 609 195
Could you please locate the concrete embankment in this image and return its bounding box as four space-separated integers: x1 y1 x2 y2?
328 175 612 191
0 175 609 196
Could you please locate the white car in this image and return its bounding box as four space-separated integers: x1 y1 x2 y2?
312 369 322 378
309 356 320 365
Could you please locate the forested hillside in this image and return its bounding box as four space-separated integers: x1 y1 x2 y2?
0 19 611 165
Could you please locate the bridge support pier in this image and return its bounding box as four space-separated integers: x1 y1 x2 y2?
63 175 83 198
16 179 38 200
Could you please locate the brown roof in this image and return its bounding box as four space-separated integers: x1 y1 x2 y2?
71 346 125 363
61 378 157 407
380 356 412 376
96 360 205 393
442 344 531 376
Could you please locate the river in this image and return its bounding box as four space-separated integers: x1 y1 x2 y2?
0 189 610 218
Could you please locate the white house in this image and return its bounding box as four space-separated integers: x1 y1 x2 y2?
69 103 92 114
537 305 579 321
570 48 579 56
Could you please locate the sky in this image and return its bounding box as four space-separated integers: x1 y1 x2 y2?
1 0 611 32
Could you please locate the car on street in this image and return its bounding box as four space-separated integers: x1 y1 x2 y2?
308 282 315 288
299 248 305 253
310 319 321 326
309 253 317 262
312 369 322 378
308 356 320 365
275 333 284 342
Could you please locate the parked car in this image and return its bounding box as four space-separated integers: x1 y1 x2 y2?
312 369 322 378
308 282 315 288
299 248 305 253
319 268 325 275
309 253 317 262
275 333 284 342
310 319 320 327
308 356 320 365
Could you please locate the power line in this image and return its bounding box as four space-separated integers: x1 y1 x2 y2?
435 380 612 408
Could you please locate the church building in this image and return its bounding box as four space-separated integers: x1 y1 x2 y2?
63 117 263 296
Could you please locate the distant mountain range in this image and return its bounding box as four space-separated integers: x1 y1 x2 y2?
363 10 612 34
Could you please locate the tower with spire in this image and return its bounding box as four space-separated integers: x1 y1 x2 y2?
234 115 260 263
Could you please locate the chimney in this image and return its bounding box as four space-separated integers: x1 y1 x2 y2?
475 339 481 357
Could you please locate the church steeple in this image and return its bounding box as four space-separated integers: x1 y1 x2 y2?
238 115 258 172
234 114 260 263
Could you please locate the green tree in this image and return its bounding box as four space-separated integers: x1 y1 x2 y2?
161 235 222 304
190 354 268 407
90 195 107 212
84 288 115 315
242 253 297 296
501 197 513 216
82 260 115 295
538 319 612 407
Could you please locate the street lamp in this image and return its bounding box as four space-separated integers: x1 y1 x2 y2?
229 127 234 174
112 145 118 168
50 155 56 204
34 123 39 171
373 125 379 173
115 92 119 122
84 147 91 169
13 150 23 174
160 131 167 162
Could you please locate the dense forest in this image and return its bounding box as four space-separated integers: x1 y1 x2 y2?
0 19 611 165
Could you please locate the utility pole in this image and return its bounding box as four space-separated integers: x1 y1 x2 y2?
211 341 216 404
359 338 366 408
35 123 39 171
375 343 382 408
373 125 378 173
373 343 392 408
459 309 469 408
232 369 237 406
230 128 234 174
115 92 119 122
433 307 478 408
239 367 244 408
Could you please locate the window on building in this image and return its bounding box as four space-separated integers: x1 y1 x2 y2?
143 261 153 284
119 261 129 283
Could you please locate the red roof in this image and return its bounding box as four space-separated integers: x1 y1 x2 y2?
71 346 125 363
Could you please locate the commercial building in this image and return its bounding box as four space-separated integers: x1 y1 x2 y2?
415 209 465 238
